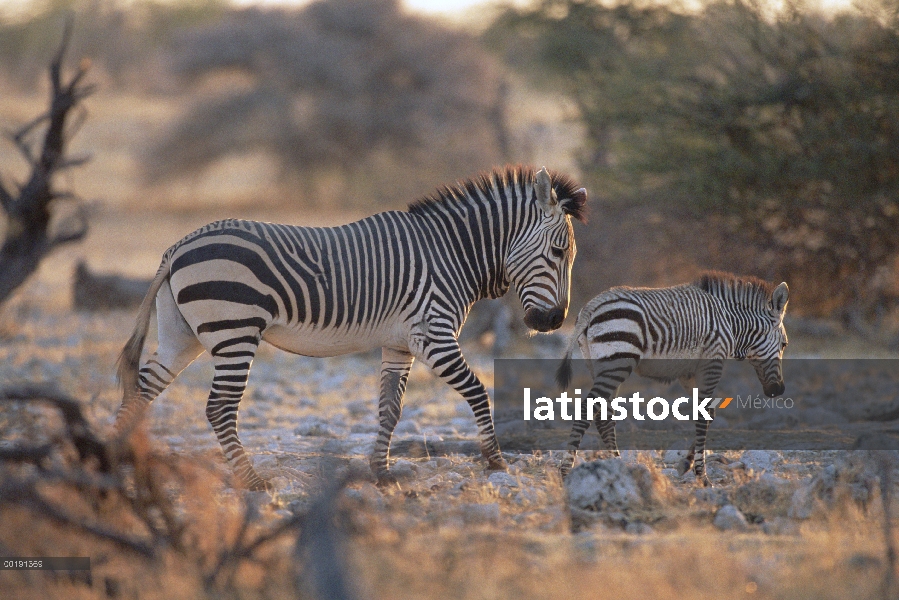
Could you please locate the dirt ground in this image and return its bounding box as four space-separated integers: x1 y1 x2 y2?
1 206 899 599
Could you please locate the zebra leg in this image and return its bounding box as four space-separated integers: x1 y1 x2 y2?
587 358 633 459
561 418 591 478
114 279 203 436
692 407 715 486
679 363 723 486
677 441 696 477
596 419 621 456
560 375 625 476
370 347 414 485
416 336 506 471
205 336 268 491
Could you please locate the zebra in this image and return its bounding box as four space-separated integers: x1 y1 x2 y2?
555 271 789 485
114 166 587 490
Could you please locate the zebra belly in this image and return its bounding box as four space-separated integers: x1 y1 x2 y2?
635 357 703 381
261 323 398 357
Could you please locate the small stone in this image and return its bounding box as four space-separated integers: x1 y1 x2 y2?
421 476 443 489
443 471 464 484
740 450 782 473
460 503 500 524
487 471 519 488
395 420 421 434
663 446 689 465
625 521 653 535
390 460 416 480
515 488 540 506
449 481 467 496
694 488 729 506
714 504 749 531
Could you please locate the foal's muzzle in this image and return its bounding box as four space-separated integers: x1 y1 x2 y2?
763 381 785 397
523 306 566 332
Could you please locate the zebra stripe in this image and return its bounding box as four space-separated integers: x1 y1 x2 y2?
115 166 587 490
557 271 789 485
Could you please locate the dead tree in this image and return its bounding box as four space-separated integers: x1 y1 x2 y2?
0 21 94 307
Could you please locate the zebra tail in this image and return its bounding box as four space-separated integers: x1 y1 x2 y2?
555 328 579 391
116 255 170 394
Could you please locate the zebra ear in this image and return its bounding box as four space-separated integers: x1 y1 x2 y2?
535 167 556 211
771 282 789 314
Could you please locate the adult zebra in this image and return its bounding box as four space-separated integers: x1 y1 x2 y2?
556 272 789 485
115 166 587 490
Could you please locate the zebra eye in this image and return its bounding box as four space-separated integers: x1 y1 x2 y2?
550 246 565 259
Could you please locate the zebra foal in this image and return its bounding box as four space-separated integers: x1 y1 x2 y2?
556 272 789 485
114 166 587 490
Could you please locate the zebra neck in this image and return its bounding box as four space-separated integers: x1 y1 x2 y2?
723 305 761 356
416 197 514 305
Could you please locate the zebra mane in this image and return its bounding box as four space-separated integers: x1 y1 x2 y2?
694 271 776 309
407 165 588 223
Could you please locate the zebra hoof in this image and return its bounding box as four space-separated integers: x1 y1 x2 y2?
486 457 508 472
698 474 712 487
676 458 693 477
376 471 399 487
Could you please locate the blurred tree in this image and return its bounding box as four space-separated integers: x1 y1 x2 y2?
489 0 899 320
143 0 509 201
0 0 227 91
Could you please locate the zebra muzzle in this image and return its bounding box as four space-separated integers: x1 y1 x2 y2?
523 306 566 332
763 380 785 397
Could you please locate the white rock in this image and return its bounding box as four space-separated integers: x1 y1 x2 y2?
395 420 421 434
663 449 687 465
487 472 519 488
294 417 337 437
460 503 500 524
740 450 782 472
714 504 749 531
566 459 646 512
443 472 464 484
391 460 417 479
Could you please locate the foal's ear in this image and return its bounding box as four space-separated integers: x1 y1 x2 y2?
534 167 557 212
771 282 789 315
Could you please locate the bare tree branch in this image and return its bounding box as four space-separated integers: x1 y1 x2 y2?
0 384 109 471
0 477 156 559
0 19 93 308
0 444 55 464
